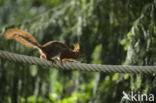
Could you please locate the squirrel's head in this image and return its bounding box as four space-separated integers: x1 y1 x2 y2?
74 52 83 62
72 43 83 62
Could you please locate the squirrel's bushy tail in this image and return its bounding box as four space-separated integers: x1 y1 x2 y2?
5 29 41 49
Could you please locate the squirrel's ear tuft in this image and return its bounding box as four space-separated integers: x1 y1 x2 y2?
73 43 80 52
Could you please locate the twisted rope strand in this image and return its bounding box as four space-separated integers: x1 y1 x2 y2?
0 50 156 74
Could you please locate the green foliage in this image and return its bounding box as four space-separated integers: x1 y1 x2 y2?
124 73 130 80
30 65 38 76
91 44 102 64
112 73 119 81
0 0 156 103
53 82 63 95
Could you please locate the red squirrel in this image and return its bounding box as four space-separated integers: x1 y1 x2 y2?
5 29 82 64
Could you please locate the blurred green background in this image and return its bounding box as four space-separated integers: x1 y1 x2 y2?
0 0 156 103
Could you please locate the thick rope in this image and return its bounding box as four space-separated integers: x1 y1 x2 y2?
0 50 156 74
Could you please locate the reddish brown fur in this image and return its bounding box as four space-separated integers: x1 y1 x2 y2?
5 29 82 64
60 50 79 63
5 29 39 47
